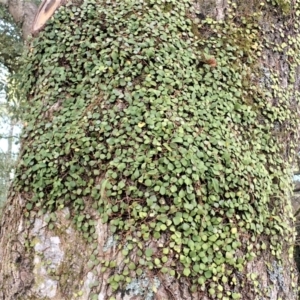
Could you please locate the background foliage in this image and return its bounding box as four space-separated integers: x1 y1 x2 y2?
0 64 22 214
0 7 23 72
0 7 23 214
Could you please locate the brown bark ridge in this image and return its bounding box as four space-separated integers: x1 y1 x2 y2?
0 0 299 299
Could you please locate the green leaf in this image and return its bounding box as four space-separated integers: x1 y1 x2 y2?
145 248 153 257
232 293 241 299
183 268 190 276
160 186 166 195
26 203 33 210
145 179 152 186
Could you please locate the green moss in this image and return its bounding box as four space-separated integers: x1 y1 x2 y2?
191 22 201 39
271 0 292 15
163 2 173 12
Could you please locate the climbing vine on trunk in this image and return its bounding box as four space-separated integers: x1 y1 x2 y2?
1 0 299 299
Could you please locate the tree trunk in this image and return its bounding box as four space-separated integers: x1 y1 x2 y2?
0 0 37 40
0 0 299 299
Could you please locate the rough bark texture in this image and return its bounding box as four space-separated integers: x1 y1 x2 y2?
0 194 297 299
0 0 299 299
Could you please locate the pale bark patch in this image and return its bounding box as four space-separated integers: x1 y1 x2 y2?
215 0 226 20
30 214 63 298
82 272 97 299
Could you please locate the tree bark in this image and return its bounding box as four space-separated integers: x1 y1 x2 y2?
0 0 37 40
0 198 297 300
0 0 299 299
